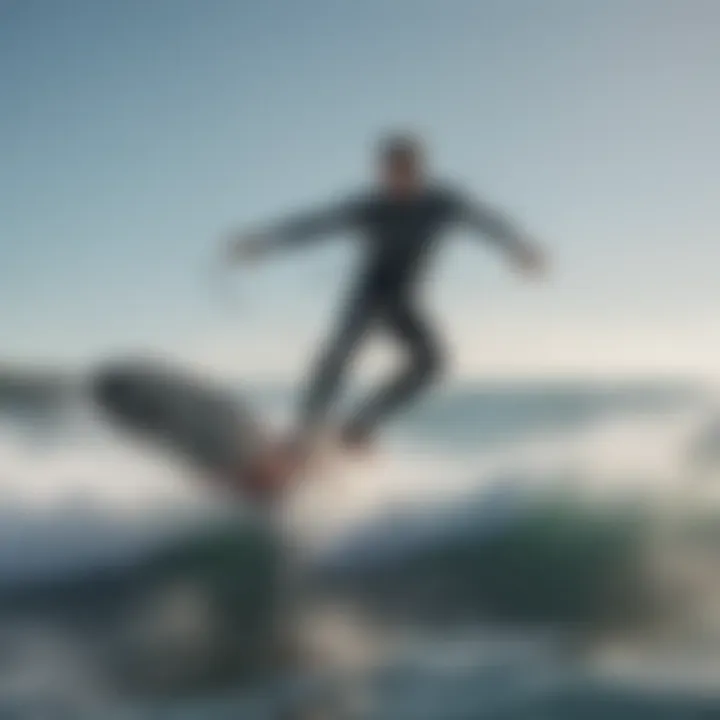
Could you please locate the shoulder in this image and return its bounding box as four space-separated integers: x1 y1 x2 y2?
340 188 381 217
426 182 468 213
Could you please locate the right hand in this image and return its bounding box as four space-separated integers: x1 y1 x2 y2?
222 231 270 265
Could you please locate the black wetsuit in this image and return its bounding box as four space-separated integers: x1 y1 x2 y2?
265 184 526 440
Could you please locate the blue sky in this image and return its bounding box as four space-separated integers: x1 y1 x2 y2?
2 0 719 380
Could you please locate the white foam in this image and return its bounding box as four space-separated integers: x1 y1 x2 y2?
0 391 715 564
288 402 717 548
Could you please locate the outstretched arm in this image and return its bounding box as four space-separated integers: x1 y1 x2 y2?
226 197 363 264
453 192 546 276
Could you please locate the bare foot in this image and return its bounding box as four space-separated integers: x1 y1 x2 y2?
237 443 301 503
339 427 374 456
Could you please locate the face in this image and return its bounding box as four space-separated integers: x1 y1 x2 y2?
380 152 424 197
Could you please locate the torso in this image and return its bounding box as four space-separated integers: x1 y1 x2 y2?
355 186 458 294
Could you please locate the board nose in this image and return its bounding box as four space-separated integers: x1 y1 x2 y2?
91 363 162 428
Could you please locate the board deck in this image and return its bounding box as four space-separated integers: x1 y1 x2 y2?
91 358 295 503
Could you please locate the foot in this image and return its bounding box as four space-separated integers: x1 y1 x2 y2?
238 442 302 503
339 426 374 455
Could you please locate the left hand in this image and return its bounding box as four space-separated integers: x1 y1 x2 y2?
513 242 547 279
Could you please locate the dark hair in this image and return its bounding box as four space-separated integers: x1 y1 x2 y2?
378 132 423 166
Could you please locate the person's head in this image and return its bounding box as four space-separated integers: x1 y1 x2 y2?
377 132 426 196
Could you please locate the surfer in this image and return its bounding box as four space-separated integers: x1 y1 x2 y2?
227 133 547 458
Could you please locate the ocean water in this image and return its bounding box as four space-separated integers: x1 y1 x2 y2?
1 375 720 718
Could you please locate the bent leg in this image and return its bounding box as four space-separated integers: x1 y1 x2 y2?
299 292 376 435
343 297 444 444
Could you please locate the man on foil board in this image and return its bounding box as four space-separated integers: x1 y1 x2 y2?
94 133 548 505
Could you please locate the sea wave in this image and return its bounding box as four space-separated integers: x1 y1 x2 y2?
0 379 719 711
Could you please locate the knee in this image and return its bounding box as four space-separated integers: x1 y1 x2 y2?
316 338 349 373
411 344 445 384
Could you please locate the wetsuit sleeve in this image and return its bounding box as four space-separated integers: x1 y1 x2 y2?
449 190 529 255
261 196 366 252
